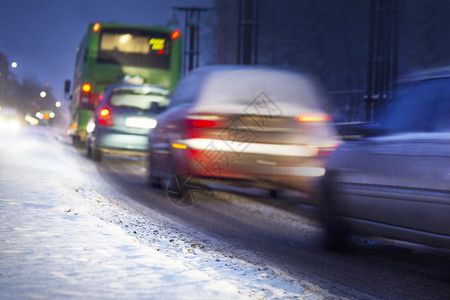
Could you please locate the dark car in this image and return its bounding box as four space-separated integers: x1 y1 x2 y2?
147 65 340 202
86 83 169 161
319 67 450 250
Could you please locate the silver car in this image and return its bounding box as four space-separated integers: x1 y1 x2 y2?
86 84 169 161
148 65 340 202
320 67 450 250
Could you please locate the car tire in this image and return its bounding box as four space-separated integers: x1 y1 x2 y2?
72 135 83 148
91 143 102 162
86 138 92 158
166 173 204 208
147 152 162 188
319 172 349 251
164 151 205 207
269 189 278 199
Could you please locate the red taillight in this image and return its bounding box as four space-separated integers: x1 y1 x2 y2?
296 113 332 122
98 107 114 126
185 119 217 128
100 108 110 117
82 83 92 93
171 30 180 39
93 23 101 32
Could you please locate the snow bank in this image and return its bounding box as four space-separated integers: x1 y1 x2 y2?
0 128 335 299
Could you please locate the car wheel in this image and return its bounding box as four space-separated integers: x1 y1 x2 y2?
166 173 204 208
269 189 278 199
319 172 348 251
147 152 162 188
72 135 83 148
91 143 102 162
86 138 92 158
164 151 205 207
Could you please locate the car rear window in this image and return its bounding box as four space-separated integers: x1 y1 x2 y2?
110 90 169 111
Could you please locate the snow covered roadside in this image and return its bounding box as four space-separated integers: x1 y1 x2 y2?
0 128 336 299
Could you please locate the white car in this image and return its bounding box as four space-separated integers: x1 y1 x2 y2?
148 65 340 202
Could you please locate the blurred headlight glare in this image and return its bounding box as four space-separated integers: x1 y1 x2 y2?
9 120 21 131
86 121 96 133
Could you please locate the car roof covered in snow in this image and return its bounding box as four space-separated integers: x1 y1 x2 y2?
180 65 331 116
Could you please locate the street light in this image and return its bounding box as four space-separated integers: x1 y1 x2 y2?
11 61 17 68
40 91 46 98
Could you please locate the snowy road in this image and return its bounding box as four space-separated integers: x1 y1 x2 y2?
1 127 450 299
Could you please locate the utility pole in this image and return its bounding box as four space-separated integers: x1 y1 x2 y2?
364 0 399 121
236 0 260 65
170 6 214 74
0 52 9 105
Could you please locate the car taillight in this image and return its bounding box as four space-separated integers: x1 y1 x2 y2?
172 143 187 149
296 113 332 122
185 115 223 139
93 23 101 33
98 107 114 126
185 114 224 128
185 119 217 128
171 30 180 39
100 108 110 117
80 83 100 109
82 83 92 93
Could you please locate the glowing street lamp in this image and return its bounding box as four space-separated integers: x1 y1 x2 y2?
55 101 61 108
11 61 18 68
40 91 47 98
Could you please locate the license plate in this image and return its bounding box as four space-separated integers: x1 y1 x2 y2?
125 117 157 129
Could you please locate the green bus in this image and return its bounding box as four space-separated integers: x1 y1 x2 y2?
68 22 182 145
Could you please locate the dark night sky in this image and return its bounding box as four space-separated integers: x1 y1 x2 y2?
0 0 212 100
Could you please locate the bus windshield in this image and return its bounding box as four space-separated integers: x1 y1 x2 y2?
97 28 172 69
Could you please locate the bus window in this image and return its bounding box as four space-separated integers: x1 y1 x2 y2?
97 28 172 69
